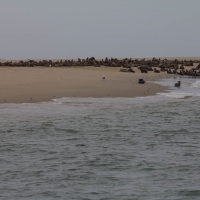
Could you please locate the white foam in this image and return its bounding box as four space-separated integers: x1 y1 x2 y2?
50 97 151 107
191 80 200 88
157 92 194 99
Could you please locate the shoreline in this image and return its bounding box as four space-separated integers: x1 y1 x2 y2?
0 66 171 103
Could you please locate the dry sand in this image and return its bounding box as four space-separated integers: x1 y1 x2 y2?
0 66 173 103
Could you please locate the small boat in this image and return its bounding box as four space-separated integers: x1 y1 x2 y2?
138 79 145 84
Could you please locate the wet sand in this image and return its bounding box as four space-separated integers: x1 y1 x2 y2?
0 66 170 103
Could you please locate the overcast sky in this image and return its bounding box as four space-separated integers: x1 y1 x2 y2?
0 0 200 60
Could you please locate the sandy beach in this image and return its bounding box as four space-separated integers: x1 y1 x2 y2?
0 65 171 103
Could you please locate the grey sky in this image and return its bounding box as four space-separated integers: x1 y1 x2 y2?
0 0 200 60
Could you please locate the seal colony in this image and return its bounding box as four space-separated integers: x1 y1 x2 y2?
1 57 200 76
0 57 199 103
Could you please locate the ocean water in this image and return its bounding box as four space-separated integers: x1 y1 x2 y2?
0 77 200 200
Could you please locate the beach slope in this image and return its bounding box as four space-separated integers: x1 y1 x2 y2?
0 66 169 103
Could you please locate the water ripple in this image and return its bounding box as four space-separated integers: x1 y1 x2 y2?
0 93 200 199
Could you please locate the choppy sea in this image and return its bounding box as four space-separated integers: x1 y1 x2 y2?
0 77 200 200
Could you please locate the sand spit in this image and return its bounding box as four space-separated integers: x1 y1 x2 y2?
0 57 199 103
